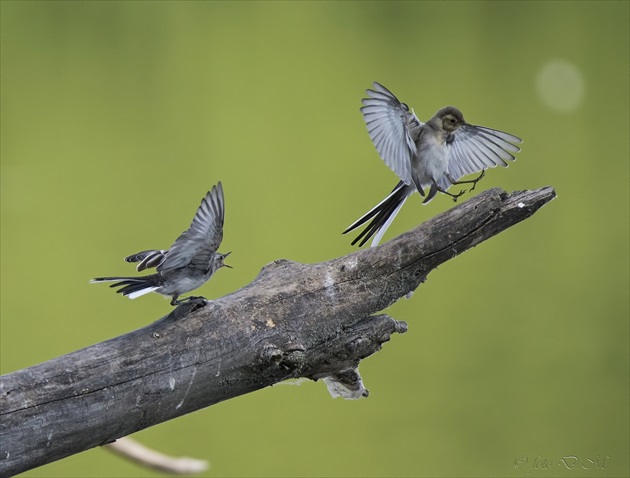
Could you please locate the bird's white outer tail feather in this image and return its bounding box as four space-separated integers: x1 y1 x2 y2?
370 196 407 247
127 287 159 299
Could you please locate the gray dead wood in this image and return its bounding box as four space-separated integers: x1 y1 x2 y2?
0 187 555 476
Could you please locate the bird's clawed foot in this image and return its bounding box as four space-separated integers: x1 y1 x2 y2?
170 296 209 306
443 188 466 202
163 296 209 321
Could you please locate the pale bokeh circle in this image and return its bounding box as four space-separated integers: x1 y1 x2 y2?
536 59 585 112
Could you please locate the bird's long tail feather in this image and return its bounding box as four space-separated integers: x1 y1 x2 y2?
343 182 410 247
90 276 159 299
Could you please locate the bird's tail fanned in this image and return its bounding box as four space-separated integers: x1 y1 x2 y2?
90 276 159 299
343 182 410 247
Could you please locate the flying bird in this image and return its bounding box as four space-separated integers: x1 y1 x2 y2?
91 182 231 305
344 82 523 247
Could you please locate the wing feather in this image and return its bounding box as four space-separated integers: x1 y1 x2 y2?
157 182 225 273
125 249 167 271
447 124 522 182
360 82 423 184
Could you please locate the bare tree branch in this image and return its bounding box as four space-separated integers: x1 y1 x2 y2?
0 187 555 476
104 437 208 474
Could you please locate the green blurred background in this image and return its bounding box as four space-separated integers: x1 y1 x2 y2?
1 1 628 477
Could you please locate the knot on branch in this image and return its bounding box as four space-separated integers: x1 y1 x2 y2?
258 343 307 374
254 315 407 399
310 315 406 399
310 314 407 399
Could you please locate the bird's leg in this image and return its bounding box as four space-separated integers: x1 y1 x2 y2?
468 169 486 191
172 295 208 306
446 169 486 192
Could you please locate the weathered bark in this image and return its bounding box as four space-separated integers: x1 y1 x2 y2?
0 187 555 476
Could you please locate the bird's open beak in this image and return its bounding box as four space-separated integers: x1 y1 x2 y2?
223 251 233 268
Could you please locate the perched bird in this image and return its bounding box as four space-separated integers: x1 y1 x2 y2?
344 82 523 247
91 182 231 306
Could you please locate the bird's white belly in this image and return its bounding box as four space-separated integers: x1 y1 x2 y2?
418 135 448 186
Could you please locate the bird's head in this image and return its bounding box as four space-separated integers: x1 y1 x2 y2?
436 106 466 133
213 251 233 271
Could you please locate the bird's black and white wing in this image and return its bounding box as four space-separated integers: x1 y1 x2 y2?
157 182 225 273
125 249 168 271
444 125 522 189
361 82 422 186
